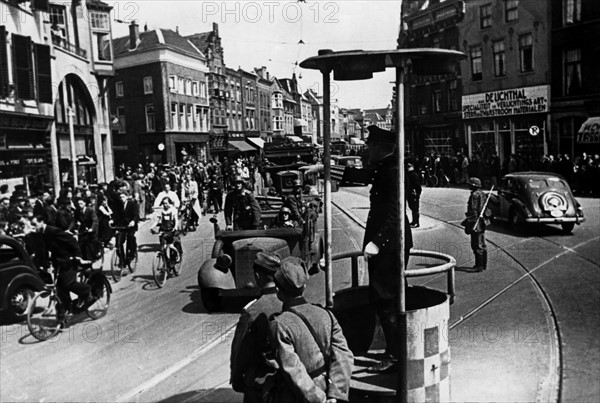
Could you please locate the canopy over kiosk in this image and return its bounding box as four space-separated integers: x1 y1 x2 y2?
300 48 465 402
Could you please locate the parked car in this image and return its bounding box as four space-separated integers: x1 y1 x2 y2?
197 199 323 312
331 155 363 169
488 172 585 233
0 235 46 320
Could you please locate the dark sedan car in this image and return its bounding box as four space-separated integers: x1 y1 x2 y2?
0 235 46 320
488 172 585 233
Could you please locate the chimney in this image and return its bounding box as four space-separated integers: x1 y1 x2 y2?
129 20 139 50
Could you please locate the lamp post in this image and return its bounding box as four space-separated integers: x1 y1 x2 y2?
68 106 78 187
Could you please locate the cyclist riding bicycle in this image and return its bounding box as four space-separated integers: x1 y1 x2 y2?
150 197 182 263
29 215 95 322
113 192 139 266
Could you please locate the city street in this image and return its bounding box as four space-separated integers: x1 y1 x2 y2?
1 186 598 402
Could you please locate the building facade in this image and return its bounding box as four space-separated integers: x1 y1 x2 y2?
550 0 600 157
111 23 210 166
459 0 551 165
1 0 115 192
254 66 273 141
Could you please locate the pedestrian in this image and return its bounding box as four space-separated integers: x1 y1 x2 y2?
362 125 413 373
406 162 422 228
269 256 353 403
462 177 490 272
230 252 282 402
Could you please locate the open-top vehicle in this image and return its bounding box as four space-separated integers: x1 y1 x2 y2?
197 197 323 312
488 171 585 233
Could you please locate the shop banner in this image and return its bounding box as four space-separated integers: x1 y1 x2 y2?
577 117 600 144
462 85 549 119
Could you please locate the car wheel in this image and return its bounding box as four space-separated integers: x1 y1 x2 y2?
9 287 34 319
561 223 575 234
509 210 521 231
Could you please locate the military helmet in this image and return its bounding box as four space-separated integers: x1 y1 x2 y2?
279 207 292 215
468 177 482 188
292 179 303 188
232 175 245 184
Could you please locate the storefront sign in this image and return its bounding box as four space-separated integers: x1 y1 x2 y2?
462 85 549 119
577 117 600 144
0 149 48 179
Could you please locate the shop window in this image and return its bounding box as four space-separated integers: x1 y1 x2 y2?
145 104 155 132
505 0 518 22
493 41 506 77
143 76 153 94
519 34 533 73
564 49 582 95
563 0 581 25
480 4 492 28
470 46 483 81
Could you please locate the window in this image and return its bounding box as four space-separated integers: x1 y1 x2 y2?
178 77 184 94
185 79 192 96
115 81 124 97
200 81 207 98
192 81 199 96
448 80 458 111
431 33 440 48
505 0 518 22
179 104 185 129
90 12 110 29
519 34 533 72
169 75 177 92
564 49 582 95
49 5 68 43
493 41 506 77
433 90 442 113
143 76 153 94
272 93 283 109
187 105 193 130
480 4 492 28
116 107 126 134
564 0 582 24
273 116 283 131
171 103 178 130
89 11 111 61
470 46 483 81
145 104 155 132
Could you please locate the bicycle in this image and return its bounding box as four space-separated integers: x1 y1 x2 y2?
179 200 194 236
150 229 182 288
26 257 111 341
421 168 438 187
110 226 138 282
75 231 105 271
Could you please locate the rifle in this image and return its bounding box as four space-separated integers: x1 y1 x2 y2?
473 186 494 230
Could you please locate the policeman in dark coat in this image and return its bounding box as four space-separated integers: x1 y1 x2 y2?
230 252 282 402
224 176 261 230
362 125 413 373
406 162 422 228
269 257 353 403
465 177 489 271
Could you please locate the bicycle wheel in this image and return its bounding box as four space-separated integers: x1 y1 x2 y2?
27 291 62 341
110 249 123 282
180 215 189 236
92 244 105 270
428 175 438 187
173 248 182 276
152 253 168 288
87 274 111 319
128 249 138 274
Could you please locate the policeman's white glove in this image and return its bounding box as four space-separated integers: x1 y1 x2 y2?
226 225 233 231
364 242 379 259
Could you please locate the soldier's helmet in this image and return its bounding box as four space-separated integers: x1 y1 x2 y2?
279 207 292 216
468 177 482 188
232 175 245 184
292 179 303 188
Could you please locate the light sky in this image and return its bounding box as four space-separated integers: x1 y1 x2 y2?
109 1 402 109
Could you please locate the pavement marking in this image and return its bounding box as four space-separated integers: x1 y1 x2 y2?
115 324 237 403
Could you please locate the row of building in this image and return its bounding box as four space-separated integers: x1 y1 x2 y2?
399 0 600 164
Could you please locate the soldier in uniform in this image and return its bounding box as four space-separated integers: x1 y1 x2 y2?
269 257 353 403
224 176 261 230
230 252 282 402
362 125 413 373
464 177 489 271
283 179 305 223
406 162 422 228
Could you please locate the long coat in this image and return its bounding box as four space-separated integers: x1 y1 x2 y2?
465 188 490 233
363 154 413 301
224 189 261 230
269 298 353 403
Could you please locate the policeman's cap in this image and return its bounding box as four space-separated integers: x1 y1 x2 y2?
274 256 308 296
468 177 482 188
366 125 395 145
253 251 281 274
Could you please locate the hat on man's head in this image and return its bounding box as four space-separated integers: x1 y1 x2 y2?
468 177 482 188
366 125 395 145
253 251 281 274
274 256 308 296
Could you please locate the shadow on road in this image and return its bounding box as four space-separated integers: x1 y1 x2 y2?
486 220 576 238
181 286 248 315
156 388 242 403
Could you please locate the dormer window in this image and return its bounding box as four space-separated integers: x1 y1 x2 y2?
90 11 111 61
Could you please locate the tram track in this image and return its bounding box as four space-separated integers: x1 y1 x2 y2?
334 186 568 403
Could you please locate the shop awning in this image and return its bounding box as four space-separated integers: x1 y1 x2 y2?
247 137 265 149
228 140 256 153
577 117 600 143
287 136 304 143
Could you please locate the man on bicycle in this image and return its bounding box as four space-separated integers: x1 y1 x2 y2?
113 192 139 267
150 197 182 263
181 173 201 230
29 215 94 322
74 198 99 260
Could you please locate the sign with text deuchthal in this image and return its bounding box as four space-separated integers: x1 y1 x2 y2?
462 85 549 119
